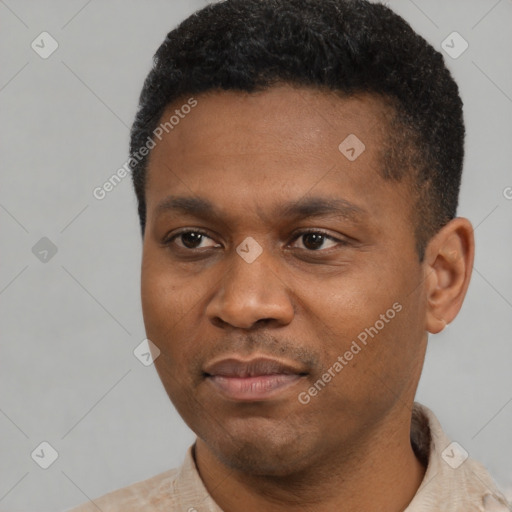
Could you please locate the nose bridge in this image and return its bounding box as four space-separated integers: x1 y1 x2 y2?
207 243 294 329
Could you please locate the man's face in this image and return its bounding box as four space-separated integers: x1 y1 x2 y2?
141 85 429 475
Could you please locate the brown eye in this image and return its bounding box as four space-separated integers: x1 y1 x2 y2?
165 230 220 250
301 233 327 250
291 231 342 251
180 232 205 249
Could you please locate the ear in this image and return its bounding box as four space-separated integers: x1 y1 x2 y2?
423 217 475 334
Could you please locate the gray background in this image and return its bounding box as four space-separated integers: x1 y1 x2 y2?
0 0 511 510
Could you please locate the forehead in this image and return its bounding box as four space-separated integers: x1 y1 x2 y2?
152 85 390 160
144 85 408 225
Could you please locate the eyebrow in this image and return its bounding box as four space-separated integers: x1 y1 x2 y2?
154 195 366 223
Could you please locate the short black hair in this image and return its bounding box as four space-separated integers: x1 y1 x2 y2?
129 0 465 260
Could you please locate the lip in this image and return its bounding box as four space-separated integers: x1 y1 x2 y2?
203 356 307 401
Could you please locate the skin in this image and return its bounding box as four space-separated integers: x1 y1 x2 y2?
140 84 475 512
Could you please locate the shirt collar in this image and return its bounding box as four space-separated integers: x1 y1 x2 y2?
406 402 510 511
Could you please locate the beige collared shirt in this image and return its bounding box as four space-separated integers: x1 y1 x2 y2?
68 402 511 511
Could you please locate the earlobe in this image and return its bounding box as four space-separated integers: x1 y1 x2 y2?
428 315 449 334
424 218 475 334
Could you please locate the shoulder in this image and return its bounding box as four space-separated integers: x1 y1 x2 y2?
409 402 512 512
66 467 181 512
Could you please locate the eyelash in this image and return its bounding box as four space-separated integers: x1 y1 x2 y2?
163 228 347 252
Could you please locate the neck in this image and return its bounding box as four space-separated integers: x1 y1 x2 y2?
195 407 427 512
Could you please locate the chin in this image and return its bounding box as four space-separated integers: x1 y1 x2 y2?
200 418 316 476
216 442 308 477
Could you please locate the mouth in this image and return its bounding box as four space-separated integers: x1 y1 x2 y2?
203 356 308 402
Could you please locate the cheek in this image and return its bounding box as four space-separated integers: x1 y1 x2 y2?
141 265 195 398
141 267 174 331
140 254 188 351
309 265 422 385
312 274 394 340
140 253 212 372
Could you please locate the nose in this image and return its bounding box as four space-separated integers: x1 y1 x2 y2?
206 247 295 330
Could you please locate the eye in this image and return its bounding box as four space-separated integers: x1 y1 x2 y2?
290 230 345 251
163 229 347 252
164 229 221 250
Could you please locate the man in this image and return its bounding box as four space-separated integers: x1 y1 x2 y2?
70 0 511 510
